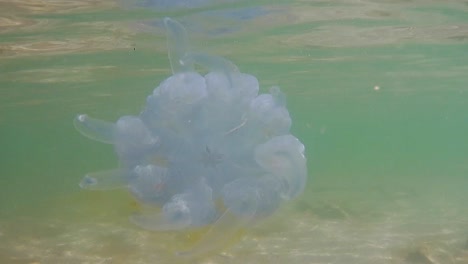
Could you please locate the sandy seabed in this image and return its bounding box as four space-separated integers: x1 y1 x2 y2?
1 181 467 264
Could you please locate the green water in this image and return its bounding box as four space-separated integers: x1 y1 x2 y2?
1 0 467 263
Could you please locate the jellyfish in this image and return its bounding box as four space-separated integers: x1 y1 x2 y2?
119 0 270 36
74 17 307 258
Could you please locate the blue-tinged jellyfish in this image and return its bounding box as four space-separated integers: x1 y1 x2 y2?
74 17 307 258
119 0 270 36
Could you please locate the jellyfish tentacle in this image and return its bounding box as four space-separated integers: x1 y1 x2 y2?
132 179 216 231
79 169 128 190
74 114 115 144
269 85 286 106
130 195 214 231
163 17 193 74
223 177 283 219
130 193 193 231
177 207 253 259
179 177 282 258
128 164 168 204
255 135 307 200
182 52 239 88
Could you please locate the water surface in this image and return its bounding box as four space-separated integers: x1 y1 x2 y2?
1 0 468 263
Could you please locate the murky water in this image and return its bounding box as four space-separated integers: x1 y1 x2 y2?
1 0 467 263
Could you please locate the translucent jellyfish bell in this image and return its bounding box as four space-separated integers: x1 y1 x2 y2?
74 17 307 259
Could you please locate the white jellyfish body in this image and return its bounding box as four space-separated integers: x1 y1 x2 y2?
74 17 307 258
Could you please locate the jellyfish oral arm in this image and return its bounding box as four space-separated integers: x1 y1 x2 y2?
74 114 116 144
